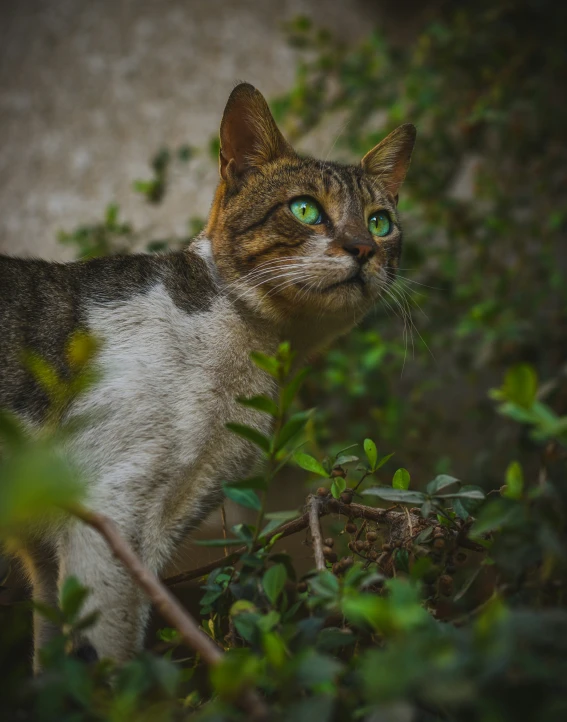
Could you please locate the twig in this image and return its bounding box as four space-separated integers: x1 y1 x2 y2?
164 497 480 587
68 505 223 664
164 511 311 586
67 504 269 720
308 495 326 571
220 504 228 557
404 507 413 537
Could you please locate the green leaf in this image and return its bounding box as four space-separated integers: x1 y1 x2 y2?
225 422 270 453
309 571 340 599
294 452 328 477
362 487 426 505
470 499 516 536
281 367 310 412
438 489 485 500
500 364 538 408
503 461 524 500
250 351 280 378
60 576 89 621
263 563 287 605
415 526 433 544
427 474 459 495
375 452 395 470
274 411 311 452
363 438 378 470
236 395 278 416
331 477 347 499
0 409 26 446
392 468 410 490
223 485 261 511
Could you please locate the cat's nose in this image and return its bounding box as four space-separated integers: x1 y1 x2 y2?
342 239 376 263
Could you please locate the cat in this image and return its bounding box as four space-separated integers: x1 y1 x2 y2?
0 82 415 669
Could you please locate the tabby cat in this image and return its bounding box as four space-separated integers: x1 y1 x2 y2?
0 83 415 668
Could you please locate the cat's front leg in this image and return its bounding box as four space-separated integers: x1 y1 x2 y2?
57 520 151 663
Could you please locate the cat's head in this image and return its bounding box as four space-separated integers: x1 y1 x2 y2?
206 83 415 324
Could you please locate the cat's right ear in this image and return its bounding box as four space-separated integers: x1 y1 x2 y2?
361 123 416 201
219 83 293 183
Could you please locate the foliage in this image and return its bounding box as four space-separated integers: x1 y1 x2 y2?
2 343 567 720
275 0 567 487
2 1 567 719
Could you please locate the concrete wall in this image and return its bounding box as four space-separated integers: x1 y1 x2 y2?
0 0 376 259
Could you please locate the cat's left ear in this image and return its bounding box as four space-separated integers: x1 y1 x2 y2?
361 124 416 201
219 82 293 183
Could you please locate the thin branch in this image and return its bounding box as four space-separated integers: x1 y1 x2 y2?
308 495 326 571
68 504 223 666
164 497 484 587
165 511 311 587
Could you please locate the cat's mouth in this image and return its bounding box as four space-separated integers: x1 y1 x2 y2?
321 271 365 293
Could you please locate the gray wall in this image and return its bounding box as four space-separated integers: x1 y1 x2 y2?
0 0 375 259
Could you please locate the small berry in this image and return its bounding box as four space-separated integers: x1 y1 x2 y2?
381 543 392 552
340 491 353 505
317 487 329 497
348 541 356 551
296 581 307 593
331 466 346 478
324 537 334 548
355 540 365 551
332 562 341 575
433 538 445 550
345 522 357 534
342 555 354 568
366 531 378 543
439 574 454 596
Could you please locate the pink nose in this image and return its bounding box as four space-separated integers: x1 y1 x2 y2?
342 240 376 262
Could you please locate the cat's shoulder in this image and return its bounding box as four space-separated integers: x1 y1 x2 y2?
0 245 217 314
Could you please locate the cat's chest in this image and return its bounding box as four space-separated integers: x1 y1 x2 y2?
72 285 277 509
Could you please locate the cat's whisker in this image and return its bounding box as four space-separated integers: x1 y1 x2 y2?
231 269 315 302
386 281 435 362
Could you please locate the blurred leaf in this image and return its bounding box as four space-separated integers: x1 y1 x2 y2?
250 351 280 378
362 487 426 505
263 563 287 605
274 411 311 451
331 477 347 499
503 461 524 500
427 474 459 495
294 452 328 477
363 438 378 469
223 485 261 511
225 423 270 454
392 468 410 490
236 395 279 416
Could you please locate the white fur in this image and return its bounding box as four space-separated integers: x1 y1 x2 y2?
47 246 280 661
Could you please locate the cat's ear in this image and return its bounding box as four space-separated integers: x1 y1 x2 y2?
219 82 293 182
361 124 416 200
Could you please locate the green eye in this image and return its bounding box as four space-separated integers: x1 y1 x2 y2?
290 197 323 225
368 211 391 237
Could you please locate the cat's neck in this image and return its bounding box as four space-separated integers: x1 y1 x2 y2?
192 237 363 362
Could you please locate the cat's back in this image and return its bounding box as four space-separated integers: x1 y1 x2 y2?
0 249 217 423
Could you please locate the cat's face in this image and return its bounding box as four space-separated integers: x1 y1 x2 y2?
206 84 415 322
